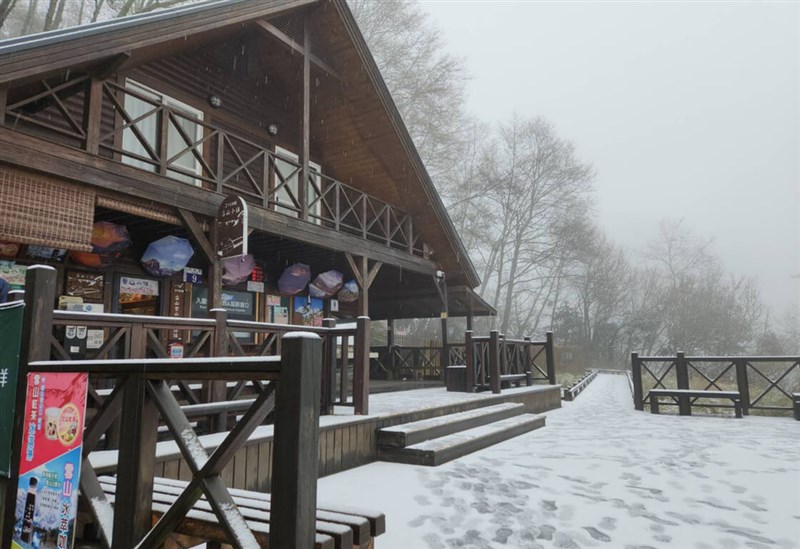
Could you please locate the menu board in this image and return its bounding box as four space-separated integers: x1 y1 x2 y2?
12 372 87 549
65 272 104 302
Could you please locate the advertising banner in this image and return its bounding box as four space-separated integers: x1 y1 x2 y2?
0 300 24 477
11 372 88 549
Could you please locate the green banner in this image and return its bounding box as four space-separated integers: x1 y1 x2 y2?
0 300 24 477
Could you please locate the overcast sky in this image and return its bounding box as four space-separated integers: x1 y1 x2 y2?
420 0 799 316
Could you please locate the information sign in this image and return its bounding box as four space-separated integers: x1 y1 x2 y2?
216 196 248 259
12 371 87 549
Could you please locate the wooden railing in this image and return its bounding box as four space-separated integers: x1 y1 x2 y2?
371 345 443 380
630 352 800 415
2 266 324 548
2 75 425 256
463 330 556 394
562 369 598 401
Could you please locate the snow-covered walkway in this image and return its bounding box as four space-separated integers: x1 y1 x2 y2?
318 373 800 549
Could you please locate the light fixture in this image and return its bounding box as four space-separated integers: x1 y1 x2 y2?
267 123 278 136
436 269 445 282
208 94 222 108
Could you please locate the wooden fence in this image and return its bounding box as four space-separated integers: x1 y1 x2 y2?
630 352 800 415
562 370 598 401
2 266 324 548
464 330 556 394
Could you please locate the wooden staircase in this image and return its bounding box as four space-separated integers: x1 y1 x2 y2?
377 402 546 466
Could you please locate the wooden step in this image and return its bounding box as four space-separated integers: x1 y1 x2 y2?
378 402 526 447
378 413 546 466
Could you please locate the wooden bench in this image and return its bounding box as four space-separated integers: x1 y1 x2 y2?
96 476 385 549
648 389 743 418
499 373 532 388
793 393 800 421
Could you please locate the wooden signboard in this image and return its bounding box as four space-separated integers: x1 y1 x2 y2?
216 196 248 259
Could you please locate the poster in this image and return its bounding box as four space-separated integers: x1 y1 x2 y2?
65 272 104 302
0 301 24 476
0 261 27 288
294 296 323 327
12 372 87 549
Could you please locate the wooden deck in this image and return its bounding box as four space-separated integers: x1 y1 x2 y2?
90 384 562 490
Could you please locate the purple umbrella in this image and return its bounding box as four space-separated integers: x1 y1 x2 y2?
309 270 344 298
222 254 255 285
278 263 311 296
141 236 194 277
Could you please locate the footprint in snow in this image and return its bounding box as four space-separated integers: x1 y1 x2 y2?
582 526 611 542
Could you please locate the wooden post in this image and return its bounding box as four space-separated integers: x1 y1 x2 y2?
204 308 229 431
321 318 336 415
270 333 322 549
386 318 395 381
734 358 750 416
353 316 370 414
545 331 556 385
464 330 475 392
298 17 311 221
112 373 159 548
675 351 691 416
523 336 534 386
339 333 349 405
1 266 56 548
631 352 644 411
489 330 501 394
83 77 103 154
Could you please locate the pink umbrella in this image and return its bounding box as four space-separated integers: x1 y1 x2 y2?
222 254 256 285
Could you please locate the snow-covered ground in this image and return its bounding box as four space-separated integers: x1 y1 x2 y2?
318 374 800 549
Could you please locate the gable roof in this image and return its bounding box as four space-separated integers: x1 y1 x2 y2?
0 0 481 289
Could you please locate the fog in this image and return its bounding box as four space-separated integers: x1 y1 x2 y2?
420 0 799 316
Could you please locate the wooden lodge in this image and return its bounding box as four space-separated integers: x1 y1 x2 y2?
0 0 496 412
0 2 562 548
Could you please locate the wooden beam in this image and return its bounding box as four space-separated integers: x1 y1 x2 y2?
94 51 131 80
344 253 363 287
255 20 341 81
365 261 382 289
177 208 214 263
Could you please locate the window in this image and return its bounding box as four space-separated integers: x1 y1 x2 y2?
274 146 321 222
122 80 204 186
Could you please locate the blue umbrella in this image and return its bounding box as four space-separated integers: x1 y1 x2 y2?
141 236 194 277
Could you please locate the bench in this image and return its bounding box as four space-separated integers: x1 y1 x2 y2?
499 373 532 388
95 476 385 549
793 393 800 421
648 389 743 418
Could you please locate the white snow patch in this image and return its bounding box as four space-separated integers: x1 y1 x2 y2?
282 331 322 340
319 375 800 549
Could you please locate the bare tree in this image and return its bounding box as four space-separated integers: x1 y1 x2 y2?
349 0 470 185
476 116 594 336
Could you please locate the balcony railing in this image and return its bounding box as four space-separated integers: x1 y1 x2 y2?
3 75 426 256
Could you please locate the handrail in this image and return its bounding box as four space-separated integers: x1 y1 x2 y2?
2 74 426 257
631 352 800 415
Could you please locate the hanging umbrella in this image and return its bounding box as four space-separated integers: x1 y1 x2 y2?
141 236 194 277
70 221 131 267
222 254 256 285
309 270 344 298
337 279 359 303
277 263 311 296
